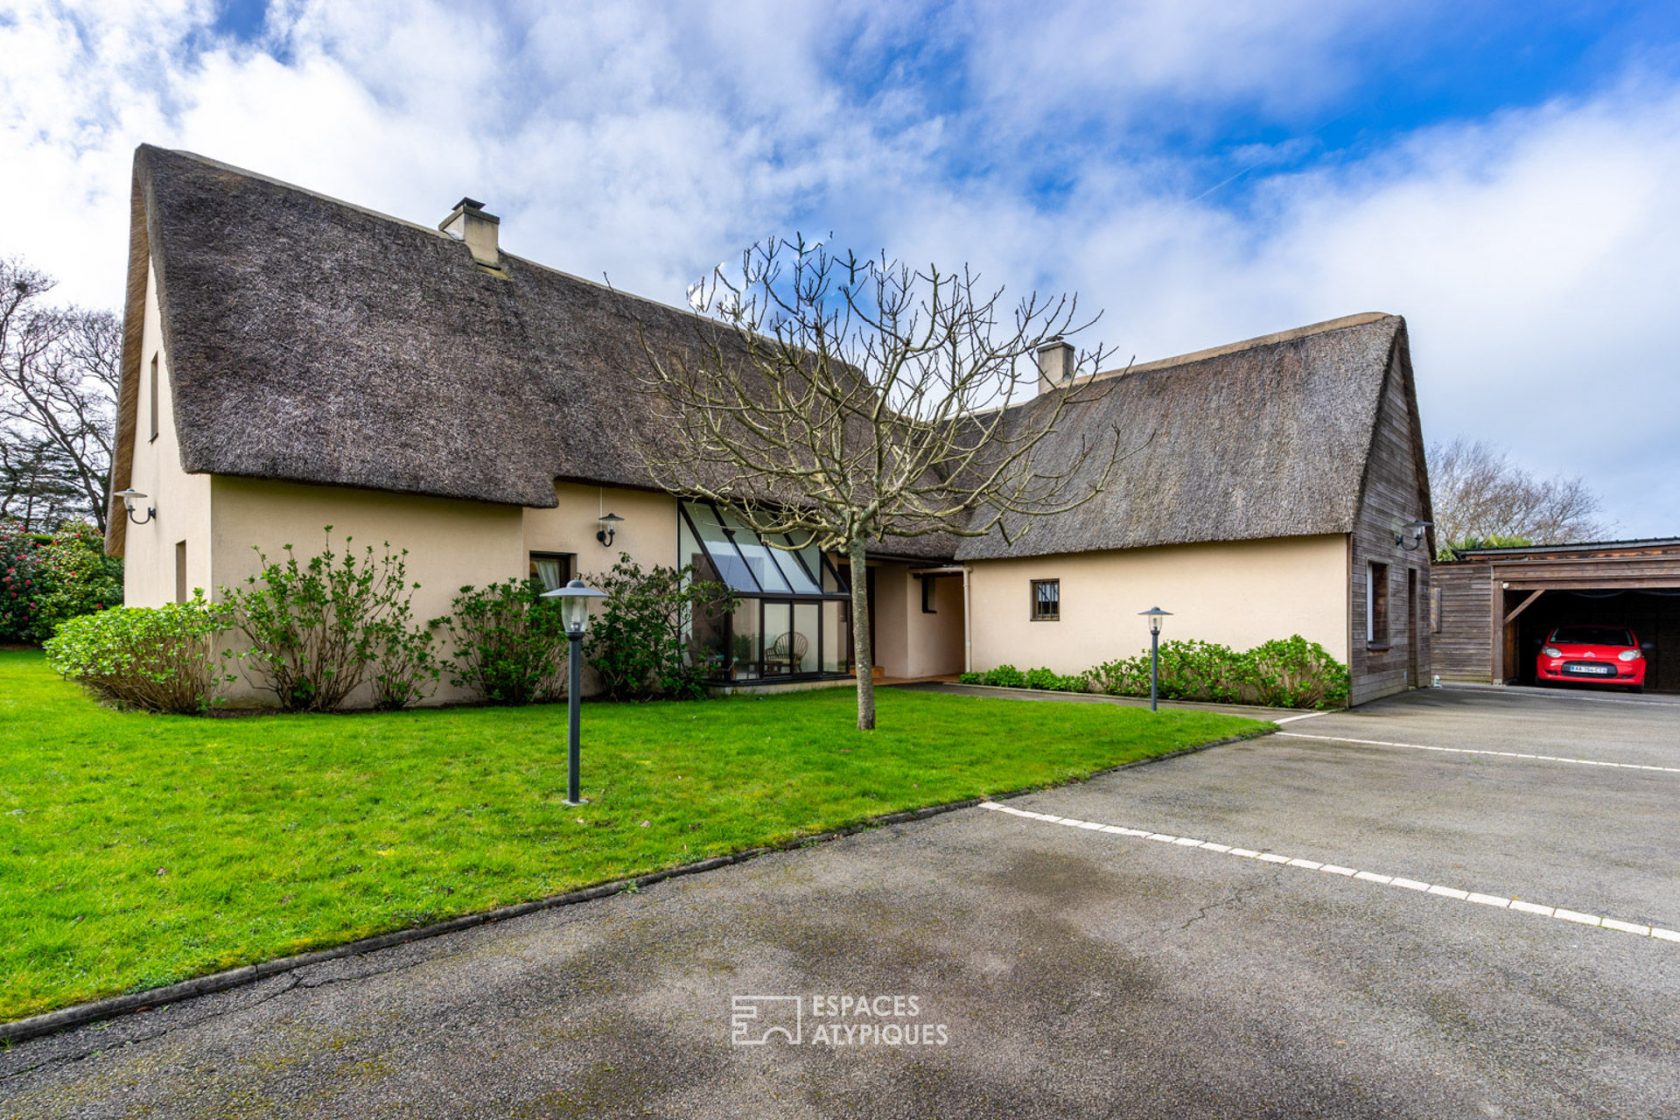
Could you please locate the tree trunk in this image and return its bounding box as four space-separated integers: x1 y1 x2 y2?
847 537 875 730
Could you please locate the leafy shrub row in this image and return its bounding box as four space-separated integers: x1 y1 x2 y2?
959 636 1350 710
958 664 1087 692
46 534 733 713
1 521 122 644
1089 636 1349 709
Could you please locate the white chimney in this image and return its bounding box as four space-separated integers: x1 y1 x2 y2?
1035 338 1076 395
439 197 500 267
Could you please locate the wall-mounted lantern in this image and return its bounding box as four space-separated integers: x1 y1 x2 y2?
1395 519 1433 552
112 488 156 526
596 512 623 548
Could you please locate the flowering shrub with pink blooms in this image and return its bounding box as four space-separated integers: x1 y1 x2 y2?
0 520 123 643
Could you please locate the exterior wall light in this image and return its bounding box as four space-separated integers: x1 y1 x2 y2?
113 488 156 526
1138 606 1172 711
541 577 609 805
1396 519 1432 552
596 512 623 548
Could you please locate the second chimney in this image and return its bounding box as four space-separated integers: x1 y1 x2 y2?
439 197 500 267
1035 338 1076 395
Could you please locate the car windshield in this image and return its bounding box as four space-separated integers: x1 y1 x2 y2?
1550 626 1633 647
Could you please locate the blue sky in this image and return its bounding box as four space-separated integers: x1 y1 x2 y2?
3 0 1678 535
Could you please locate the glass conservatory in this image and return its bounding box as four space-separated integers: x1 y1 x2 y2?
677 500 854 682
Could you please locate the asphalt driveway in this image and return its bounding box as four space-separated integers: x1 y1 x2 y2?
4 686 1678 1118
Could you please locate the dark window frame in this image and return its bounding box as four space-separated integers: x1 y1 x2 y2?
1030 578 1060 622
528 551 576 591
1367 561 1390 648
148 354 160 443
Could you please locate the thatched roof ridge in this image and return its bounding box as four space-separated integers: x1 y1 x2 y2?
951 312 1408 561
109 145 1409 567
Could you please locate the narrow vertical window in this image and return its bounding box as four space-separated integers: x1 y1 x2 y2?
175 540 187 604
1030 579 1060 621
921 576 937 613
149 354 160 442
1367 562 1389 645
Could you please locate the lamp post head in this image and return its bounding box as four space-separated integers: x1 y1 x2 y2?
1139 605 1172 635
542 577 608 637
596 512 623 548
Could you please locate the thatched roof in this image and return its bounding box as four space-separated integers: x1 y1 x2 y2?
110 146 1413 566
951 312 1412 561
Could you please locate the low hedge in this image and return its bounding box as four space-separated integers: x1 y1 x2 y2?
958 664 1088 693
1090 635 1349 710
42 595 234 713
959 636 1351 710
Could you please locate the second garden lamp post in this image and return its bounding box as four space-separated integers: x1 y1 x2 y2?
1139 606 1172 712
542 577 608 805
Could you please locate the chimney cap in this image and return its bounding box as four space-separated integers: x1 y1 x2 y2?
454 196 486 212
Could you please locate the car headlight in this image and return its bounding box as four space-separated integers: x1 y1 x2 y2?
1618 649 1642 662
1541 647 1562 658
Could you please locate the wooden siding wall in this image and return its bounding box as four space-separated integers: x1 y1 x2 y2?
1431 561 1493 681
1348 344 1432 706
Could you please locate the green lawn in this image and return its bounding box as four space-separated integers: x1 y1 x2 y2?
0 650 1268 1021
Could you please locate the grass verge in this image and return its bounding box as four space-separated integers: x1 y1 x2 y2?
0 649 1267 1020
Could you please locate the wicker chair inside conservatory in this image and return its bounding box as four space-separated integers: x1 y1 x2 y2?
767 631 810 675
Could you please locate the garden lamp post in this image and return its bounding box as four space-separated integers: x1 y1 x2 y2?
542 577 608 805
1139 607 1172 712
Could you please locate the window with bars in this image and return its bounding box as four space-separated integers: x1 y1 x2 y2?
1031 578 1060 621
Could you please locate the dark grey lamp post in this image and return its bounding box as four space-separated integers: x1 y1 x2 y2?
542 577 608 805
1139 607 1172 712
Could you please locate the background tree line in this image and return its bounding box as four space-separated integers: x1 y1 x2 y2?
1 257 121 533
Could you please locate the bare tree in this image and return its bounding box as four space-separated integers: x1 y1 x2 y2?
0 258 121 532
634 237 1128 730
1429 437 1605 556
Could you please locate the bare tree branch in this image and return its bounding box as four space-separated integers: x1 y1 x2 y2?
1429 437 1606 555
629 236 1137 729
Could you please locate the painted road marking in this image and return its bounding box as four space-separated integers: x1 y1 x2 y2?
1276 732 1680 776
1273 710 1329 725
977 801 1676 944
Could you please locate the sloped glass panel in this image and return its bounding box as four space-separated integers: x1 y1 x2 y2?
681 502 759 592
717 507 794 594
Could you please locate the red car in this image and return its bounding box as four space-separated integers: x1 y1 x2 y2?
1536 625 1648 690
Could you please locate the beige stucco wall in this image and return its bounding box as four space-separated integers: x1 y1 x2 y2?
967 535 1350 675
120 260 213 606
523 483 678 581
208 476 527 705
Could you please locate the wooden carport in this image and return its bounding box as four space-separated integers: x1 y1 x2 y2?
1432 539 1680 692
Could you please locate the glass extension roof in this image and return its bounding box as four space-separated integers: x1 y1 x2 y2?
678 501 848 599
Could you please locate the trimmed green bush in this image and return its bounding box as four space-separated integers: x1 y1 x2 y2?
440 579 569 705
960 664 1089 692
1089 635 1349 710
586 554 736 701
43 594 234 712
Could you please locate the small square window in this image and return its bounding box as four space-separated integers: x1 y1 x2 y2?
1031 579 1060 621
529 552 575 592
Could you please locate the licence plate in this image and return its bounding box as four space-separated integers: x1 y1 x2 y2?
1566 663 1613 676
